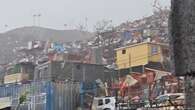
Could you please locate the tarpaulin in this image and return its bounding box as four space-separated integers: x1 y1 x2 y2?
154 70 169 81
53 42 65 53
118 75 138 97
131 73 147 84
124 75 138 86
145 68 170 81
123 31 132 41
146 71 155 84
131 96 140 100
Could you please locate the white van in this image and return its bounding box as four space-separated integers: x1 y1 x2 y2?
91 97 116 110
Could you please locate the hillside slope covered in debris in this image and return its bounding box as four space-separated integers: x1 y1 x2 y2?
0 26 94 64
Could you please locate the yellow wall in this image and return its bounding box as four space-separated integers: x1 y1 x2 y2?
115 42 164 69
4 73 29 84
116 43 149 69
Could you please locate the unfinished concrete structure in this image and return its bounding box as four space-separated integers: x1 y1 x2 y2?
34 61 113 83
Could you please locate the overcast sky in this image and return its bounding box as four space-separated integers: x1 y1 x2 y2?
0 0 170 32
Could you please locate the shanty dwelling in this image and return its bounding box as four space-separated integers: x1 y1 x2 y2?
115 41 170 72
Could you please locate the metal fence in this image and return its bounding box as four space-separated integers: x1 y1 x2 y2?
0 81 80 110
52 82 80 110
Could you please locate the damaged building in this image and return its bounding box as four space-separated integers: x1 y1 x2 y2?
34 61 113 83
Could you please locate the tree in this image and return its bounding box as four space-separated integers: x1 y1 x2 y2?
93 19 114 46
152 0 169 22
153 0 163 12
93 19 113 34
76 23 86 32
15 91 29 110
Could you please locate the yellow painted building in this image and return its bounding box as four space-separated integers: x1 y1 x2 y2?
115 42 168 69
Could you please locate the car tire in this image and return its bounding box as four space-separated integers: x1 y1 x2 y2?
103 108 111 110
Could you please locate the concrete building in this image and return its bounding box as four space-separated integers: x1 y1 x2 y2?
34 61 113 82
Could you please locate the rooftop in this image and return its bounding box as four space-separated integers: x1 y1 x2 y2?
115 41 168 51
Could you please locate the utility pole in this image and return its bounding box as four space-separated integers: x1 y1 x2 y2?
85 17 88 31
33 14 36 26
129 53 132 73
71 63 74 110
82 65 86 82
33 13 41 26
169 0 195 109
37 14 41 26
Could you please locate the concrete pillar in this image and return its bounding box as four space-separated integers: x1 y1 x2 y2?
169 0 195 109
185 76 195 109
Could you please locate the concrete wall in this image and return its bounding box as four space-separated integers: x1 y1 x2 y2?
34 61 112 82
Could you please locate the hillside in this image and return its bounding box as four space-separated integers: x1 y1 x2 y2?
0 26 94 64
